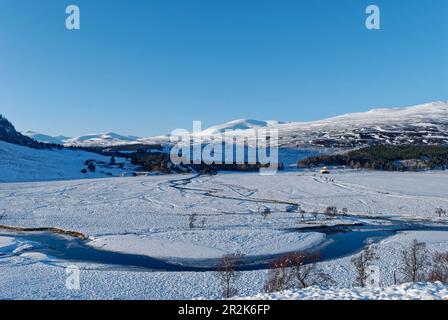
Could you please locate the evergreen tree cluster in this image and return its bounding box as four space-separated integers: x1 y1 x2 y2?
299 145 448 171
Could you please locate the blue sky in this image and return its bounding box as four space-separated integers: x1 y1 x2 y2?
1 0 447 136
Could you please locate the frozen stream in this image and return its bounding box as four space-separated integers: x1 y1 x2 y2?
2 221 448 272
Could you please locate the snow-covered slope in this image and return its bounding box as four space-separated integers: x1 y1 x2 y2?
0 140 134 182
275 101 448 148
192 101 448 148
63 133 141 147
200 119 285 136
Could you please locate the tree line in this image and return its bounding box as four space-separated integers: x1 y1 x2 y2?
299 145 448 171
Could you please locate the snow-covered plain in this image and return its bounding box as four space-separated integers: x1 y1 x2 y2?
1 163 448 299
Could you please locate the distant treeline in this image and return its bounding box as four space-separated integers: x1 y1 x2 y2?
299 145 448 171
131 151 283 174
190 162 283 175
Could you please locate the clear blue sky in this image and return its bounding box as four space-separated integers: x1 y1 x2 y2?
1 0 447 136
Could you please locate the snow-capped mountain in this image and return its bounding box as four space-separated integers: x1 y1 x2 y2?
193 101 448 148
63 133 142 147
275 101 448 148
23 131 70 145
200 119 285 136
21 101 448 148
24 131 143 147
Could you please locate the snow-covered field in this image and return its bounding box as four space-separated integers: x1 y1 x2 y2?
1 159 448 299
240 282 448 300
0 141 135 183
2 169 447 239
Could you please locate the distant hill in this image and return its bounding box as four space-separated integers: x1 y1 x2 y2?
23 131 69 145
19 100 448 149
195 101 448 149
64 133 142 147
25 130 145 147
0 115 60 149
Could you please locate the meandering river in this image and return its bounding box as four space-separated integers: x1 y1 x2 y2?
2 221 448 272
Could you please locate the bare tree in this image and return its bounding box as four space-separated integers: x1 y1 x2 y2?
435 208 447 218
288 253 333 289
216 253 243 298
400 239 430 283
341 208 349 216
351 242 378 287
264 253 333 292
200 218 207 229
264 256 294 293
188 213 197 229
428 251 448 284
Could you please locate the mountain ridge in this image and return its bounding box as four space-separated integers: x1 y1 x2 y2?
20 101 448 148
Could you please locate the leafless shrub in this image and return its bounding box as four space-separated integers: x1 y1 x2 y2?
0 210 6 221
341 208 349 216
312 210 319 220
351 242 378 287
400 239 430 283
87 161 96 172
325 206 338 219
264 255 294 293
216 253 243 298
428 252 448 284
289 253 333 289
188 213 197 229
264 253 333 292
289 253 314 288
435 208 447 218
259 206 271 219
299 209 306 222
200 218 207 229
